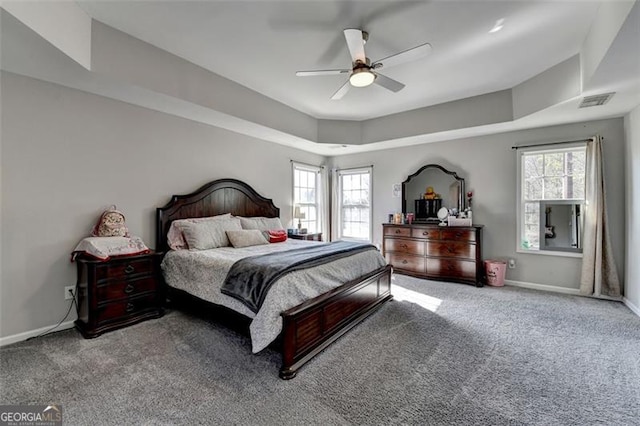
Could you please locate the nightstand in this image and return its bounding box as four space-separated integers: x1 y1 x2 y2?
74 251 164 338
289 232 322 241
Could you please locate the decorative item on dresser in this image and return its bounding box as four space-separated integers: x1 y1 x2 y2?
382 223 484 286
288 232 322 241
74 251 164 338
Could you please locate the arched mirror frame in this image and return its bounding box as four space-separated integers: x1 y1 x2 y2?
401 164 466 217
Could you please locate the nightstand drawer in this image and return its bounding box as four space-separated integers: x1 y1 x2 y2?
96 276 158 302
97 294 159 325
95 257 154 282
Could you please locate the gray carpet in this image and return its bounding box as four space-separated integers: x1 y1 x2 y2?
2 275 639 425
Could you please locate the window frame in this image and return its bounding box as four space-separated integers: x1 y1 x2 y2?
335 166 373 242
292 161 322 234
516 143 586 258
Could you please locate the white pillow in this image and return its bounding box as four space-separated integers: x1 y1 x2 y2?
226 230 269 248
238 216 284 231
167 214 232 250
180 217 242 250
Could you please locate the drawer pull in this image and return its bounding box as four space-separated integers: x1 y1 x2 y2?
125 303 135 313
422 232 429 236
395 230 401 234
447 264 455 270
455 232 462 238
400 244 408 249
124 264 135 274
402 260 408 264
124 284 135 294
447 246 455 253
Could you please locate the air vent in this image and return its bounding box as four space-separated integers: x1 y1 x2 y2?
579 92 615 108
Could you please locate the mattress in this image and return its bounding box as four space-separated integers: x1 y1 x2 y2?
161 240 387 352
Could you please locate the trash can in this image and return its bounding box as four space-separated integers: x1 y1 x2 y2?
484 260 507 287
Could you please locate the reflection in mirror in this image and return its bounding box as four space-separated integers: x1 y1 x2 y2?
539 201 583 253
402 165 465 221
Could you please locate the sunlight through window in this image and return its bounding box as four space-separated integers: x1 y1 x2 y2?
392 284 442 312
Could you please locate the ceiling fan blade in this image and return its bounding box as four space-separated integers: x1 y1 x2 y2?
374 73 405 93
343 28 366 63
331 80 351 100
373 42 432 70
296 69 350 77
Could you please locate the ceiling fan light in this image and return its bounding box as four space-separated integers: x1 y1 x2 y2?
349 69 376 87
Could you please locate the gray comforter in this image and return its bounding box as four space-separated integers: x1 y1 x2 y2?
221 241 377 313
161 240 386 353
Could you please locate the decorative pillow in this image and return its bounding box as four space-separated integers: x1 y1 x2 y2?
239 216 284 231
91 205 129 237
263 229 288 243
180 217 242 250
226 230 269 248
167 214 232 250
71 236 149 261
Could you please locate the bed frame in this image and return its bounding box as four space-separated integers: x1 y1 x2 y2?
156 178 392 379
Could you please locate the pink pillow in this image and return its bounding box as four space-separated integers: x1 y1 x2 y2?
167 214 232 250
263 229 287 243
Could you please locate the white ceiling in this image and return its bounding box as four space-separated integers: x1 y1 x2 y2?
77 0 602 120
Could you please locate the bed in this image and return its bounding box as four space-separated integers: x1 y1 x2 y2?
156 178 392 379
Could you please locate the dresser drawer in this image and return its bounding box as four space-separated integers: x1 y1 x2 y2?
96 276 158 302
426 241 476 259
426 258 477 280
385 238 425 255
385 253 426 274
96 294 159 325
384 226 411 237
95 257 154 282
411 228 438 240
440 229 476 242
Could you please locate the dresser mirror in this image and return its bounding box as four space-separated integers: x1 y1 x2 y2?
402 164 465 221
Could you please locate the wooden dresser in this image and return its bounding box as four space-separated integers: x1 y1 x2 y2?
382 224 484 286
74 252 164 338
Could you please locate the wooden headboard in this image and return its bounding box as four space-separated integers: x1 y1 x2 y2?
156 178 280 252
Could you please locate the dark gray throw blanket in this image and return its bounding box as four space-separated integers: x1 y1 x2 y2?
221 241 377 313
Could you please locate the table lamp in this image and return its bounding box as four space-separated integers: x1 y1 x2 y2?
293 206 306 232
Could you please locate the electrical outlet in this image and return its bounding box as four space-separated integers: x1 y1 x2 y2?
508 259 516 269
64 285 76 300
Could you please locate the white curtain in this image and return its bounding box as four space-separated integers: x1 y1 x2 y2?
319 166 331 241
580 135 621 297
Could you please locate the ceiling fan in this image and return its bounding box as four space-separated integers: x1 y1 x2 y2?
296 29 432 100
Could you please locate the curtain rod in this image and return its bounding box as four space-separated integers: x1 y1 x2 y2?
511 138 592 150
290 159 325 169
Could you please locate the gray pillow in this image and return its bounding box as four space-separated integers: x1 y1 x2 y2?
238 216 284 231
181 217 242 250
226 230 269 248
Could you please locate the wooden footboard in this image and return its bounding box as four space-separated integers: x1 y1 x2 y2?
279 264 393 379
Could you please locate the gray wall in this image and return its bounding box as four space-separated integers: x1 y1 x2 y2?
0 72 325 338
624 105 640 311
330 118 626 290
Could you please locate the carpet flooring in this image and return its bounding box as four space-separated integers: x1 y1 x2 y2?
1 275 639 425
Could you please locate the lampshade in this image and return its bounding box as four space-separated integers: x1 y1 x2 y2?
349 68 376 87
293 206 306 219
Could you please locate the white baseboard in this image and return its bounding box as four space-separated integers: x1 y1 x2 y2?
623 297 640 318
0 320 75 347
504 279 581 295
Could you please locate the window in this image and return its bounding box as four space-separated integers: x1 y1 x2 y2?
336 167 373 241
292 162 322 233
517 145 586 253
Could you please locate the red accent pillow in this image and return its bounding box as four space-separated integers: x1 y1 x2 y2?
264 229 287 243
